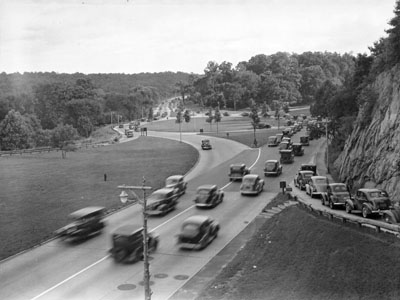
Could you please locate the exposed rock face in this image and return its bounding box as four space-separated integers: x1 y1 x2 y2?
334 65 400 200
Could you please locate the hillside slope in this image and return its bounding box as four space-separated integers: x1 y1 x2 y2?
197 206 400 300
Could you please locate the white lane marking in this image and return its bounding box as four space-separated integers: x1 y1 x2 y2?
30 148 262 299
30 255 110 300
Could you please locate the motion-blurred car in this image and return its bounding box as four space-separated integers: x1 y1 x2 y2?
294 170 314 190
55 206 106 242
229 163 250 181
110 225 158 263
323 183 351 209
177 215 219 250
201 139 212 150
240 174 264 195
276 133 284 144
264 159 282 176
146 188 178 216
194 185 224 208
165 175 187 197
345 188 392 218
305 176 329 198
278 141 292 150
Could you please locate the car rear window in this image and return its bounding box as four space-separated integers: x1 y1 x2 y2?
181 224 200 238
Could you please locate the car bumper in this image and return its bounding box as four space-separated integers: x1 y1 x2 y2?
178 242 202 250
195 203 213 208
264 171 279 175
241 190 259 195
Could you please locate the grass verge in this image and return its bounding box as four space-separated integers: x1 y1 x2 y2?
197 205 400 300
0 136 198 260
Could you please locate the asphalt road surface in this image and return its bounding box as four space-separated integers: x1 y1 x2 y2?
0 129 325 300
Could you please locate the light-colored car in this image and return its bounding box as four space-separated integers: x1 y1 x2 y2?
146 188 178 216
165 175 187 197
305 176 329 198
240 174 264 195
294 170 314 190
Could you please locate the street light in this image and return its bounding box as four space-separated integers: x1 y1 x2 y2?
118 177 153 300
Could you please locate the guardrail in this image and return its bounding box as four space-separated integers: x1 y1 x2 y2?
290 187 400 237
0 147 61 156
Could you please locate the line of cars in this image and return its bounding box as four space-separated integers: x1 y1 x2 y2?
293 164 399 223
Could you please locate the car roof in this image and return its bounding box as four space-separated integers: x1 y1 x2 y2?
299 170 314 174
152 187 175 194
202 139 210 142
231 163 246 167
166 175 183 181
329 183 346 187
69 206 105 219
113 224 143 235
280 149 293 153
311 176 327 180
243 174 259 180
292 143 302 146
197 184 217 191
183 215 211 226
265 159 278 163
268 136 277 139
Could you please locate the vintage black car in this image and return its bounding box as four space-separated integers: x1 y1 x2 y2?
240 174 264 195
55 206 106 242
345 188 392 218
280 149 294 164
282 127 293 137
110 225 159 263
300 136 310 146
201 139 212 150
194 185 224 208
165 175 187 197
229 163 250 181
177 215 219 250
323 183 351 209
264 159 282 176
294 170 314 190
300 163 317 175
278 141 292 150
146 188 179 216
276 133 284 144
292 143 304 156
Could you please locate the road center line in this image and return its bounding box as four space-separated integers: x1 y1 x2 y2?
30 255 110 300
30 148 262 300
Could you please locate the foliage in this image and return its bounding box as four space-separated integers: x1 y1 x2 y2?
249 102 260 146
51 124 78 148
183 109 191 123
0 110 33 150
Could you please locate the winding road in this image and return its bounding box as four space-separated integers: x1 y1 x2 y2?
0 128 325 300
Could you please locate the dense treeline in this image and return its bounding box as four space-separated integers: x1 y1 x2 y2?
180 52 354 111
310 0 400 158
0 72 189 150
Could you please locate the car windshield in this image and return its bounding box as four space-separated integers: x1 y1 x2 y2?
181 224 200 238
332 185 347 192
315 178 328 184
242 178 255 185
197 189 210 196
231 166 243 171
265 162 276 171
268 137 276 142
303 173 313 179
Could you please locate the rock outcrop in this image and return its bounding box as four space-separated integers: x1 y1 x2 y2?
334 64 400 200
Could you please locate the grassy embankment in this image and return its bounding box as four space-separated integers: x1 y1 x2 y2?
198 203 400 300
0 137 198 260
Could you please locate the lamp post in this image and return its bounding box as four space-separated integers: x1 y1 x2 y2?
326 118 329 174
118 177 153 300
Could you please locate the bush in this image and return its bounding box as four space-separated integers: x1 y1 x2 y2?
223 111 230 116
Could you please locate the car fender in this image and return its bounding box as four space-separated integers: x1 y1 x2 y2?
382 210 397 224
345 199 355 209
363 202 374 212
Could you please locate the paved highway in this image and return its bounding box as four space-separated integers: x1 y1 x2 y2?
0 129 324 300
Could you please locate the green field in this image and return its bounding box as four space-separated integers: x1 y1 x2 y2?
0 137 198 260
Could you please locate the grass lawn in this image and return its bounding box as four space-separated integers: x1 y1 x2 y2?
0 137 198 260
198 205 400 300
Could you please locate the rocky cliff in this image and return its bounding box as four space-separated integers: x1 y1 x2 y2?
334 64 400 200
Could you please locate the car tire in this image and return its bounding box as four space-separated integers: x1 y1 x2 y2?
345 203 352 214
310 190 314 198
329 200 334 209
150 239 158 252
384 214 394 224
362 206 369 218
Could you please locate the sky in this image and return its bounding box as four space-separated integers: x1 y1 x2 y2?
0 0 396 74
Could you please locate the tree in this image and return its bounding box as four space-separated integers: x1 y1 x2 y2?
205 107 214 131
385 0 400 66
51 124 78 149
183 109 191 123
147 107 154 122
77 116 93 138
175 108 183 142
249 102 260 147
0 110 32 150
214 106 222 133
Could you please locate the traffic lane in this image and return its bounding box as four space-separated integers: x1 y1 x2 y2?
147 131 249 182
32 191 276 300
